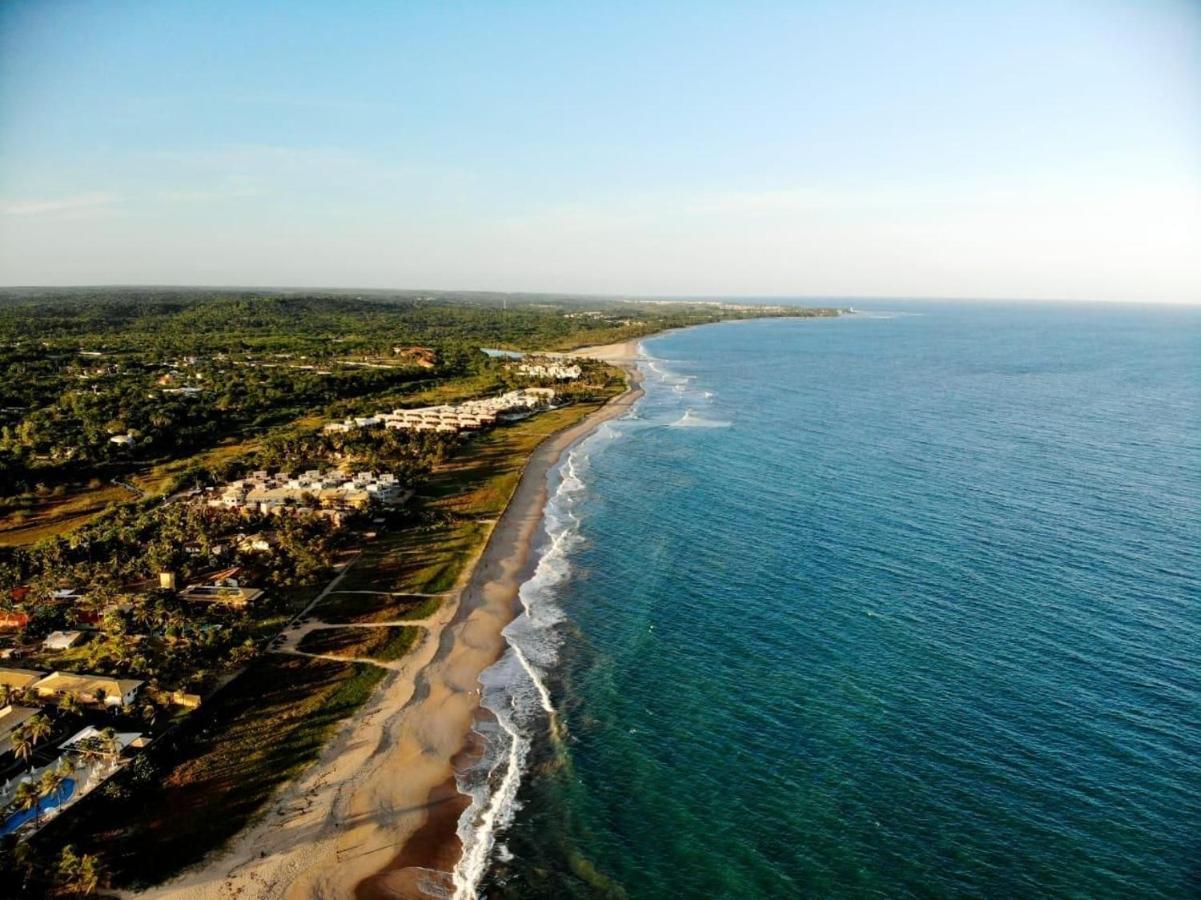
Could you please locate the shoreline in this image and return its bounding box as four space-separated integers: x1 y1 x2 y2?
132 338 644 900
354 338 645 898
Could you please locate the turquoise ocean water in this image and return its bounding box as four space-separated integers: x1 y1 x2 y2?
455 303 1200 899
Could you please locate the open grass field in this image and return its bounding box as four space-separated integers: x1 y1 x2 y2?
0 482 137 547
297 625 419 663
337 520 489 595
46 654 385 889
424 400 607 518
317 591 442 624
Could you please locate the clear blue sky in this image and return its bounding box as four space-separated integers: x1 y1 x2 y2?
1 0 1198 301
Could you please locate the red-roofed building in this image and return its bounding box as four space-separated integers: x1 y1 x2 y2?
0 611 30 631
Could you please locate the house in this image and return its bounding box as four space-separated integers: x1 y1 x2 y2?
43 630 85 651
179 582 263 608
32 672 143 708
0 611 30 632
0 667 46 693
392 346 437 367
517 361 582 380
0 704 39 757
109 433 135 446
237 532 278 553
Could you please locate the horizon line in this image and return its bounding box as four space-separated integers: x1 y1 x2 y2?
1 283 1198 308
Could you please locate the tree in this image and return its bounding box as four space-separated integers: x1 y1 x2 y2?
13 780 41 829
10 725 34 770
38 766 64 808
98 727 120 762
55 755 75 782
57 692 81 717
56 844 103 896
25 712 52 748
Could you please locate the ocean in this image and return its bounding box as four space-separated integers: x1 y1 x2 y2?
457 302 1201 899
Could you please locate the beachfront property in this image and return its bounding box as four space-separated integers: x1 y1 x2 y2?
0 667 46 694
31 672 143 709
1 724 146 841
324 387 557 436
0 704 38 758
179 581 264 608
204 468 407 517
515 360 582 380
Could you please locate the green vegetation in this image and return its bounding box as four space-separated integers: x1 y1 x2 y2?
33 654 384 889
0 288 837 895
335 520 490 594
317 591 442 624
297 625 419 662
0 287 836 500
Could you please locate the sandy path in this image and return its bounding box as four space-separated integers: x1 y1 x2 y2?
134 339 643 900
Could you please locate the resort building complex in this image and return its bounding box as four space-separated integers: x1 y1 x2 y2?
324 387 556 436
204 469 408 517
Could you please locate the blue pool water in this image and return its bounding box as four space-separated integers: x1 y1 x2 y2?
1 776 76 835
460 303 1201 899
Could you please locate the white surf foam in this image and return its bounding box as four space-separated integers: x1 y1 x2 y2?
452 344 683 898
450 425 607 899
669 409 732 428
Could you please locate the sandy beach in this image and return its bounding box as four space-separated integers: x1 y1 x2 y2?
135 339 643 900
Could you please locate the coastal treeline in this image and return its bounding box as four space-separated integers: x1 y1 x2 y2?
0 289 836 497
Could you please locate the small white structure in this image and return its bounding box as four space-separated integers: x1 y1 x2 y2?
517 361 582 380
109 433 135 446
42 631 85 651
60 725 143 755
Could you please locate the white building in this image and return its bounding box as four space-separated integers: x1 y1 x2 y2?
43 631 85 651
517 361 582 380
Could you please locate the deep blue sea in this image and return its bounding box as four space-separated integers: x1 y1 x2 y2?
457 302 1201 900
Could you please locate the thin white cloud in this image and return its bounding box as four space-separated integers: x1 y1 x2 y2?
1 192 119 216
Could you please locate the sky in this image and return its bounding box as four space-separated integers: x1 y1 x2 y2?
1 0 1199 303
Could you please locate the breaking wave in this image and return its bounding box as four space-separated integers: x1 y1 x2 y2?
449 404 626 898
450 339 722 897
670 409 732 428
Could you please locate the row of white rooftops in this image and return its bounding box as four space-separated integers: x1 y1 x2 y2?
516 361 582 380
325 387 556 435
207 469 405 510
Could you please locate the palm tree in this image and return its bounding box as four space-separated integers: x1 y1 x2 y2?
11 839 41 894
25 712 52 748
74 852 102 896
58 692 82 717
55 755 75 781
56 844 101 895
0 683 14 708
38 767 64 809
13 780 41 829
98 727 120 763
10 724 34 770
